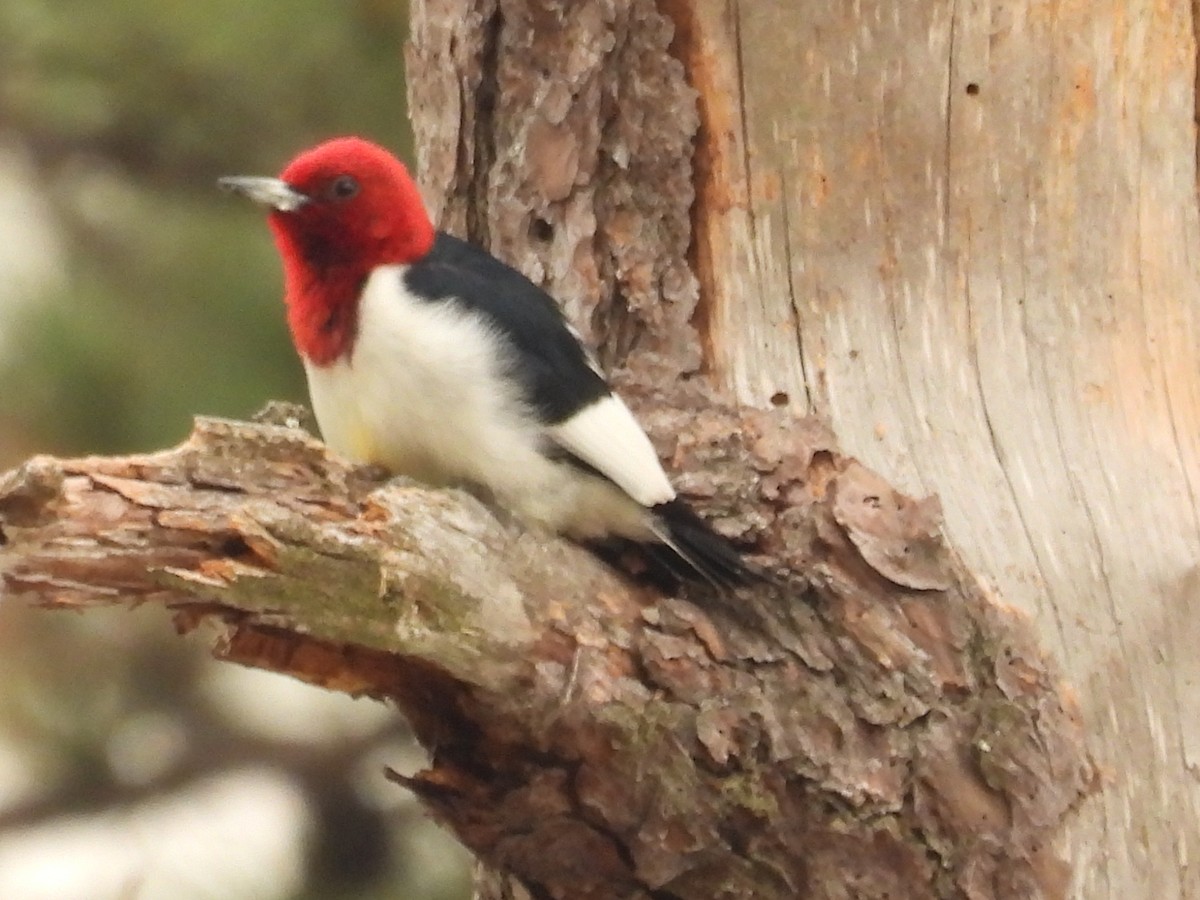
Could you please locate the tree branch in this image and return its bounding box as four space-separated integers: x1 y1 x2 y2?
0 393 1094 899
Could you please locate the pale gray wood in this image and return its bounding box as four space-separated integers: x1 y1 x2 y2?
685 1 1200 896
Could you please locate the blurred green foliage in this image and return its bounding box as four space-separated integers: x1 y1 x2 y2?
0 3 473 899
0 0 413 458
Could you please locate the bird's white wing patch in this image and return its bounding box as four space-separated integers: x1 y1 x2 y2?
548 394 675 507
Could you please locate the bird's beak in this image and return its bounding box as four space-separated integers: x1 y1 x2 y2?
217 176 309 212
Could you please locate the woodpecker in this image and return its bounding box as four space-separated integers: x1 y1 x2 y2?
220 136 752 586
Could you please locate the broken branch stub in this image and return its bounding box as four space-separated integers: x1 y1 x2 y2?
0 409 1094 899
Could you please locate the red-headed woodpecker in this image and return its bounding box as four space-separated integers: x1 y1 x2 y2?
220 137 752 586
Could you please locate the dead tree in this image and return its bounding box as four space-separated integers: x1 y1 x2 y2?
9 0 1180 896
412 1 1200 896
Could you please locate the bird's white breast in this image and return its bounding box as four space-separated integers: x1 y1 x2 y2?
302 263 667 543
304 264 540 489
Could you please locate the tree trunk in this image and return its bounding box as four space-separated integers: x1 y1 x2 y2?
408 0 1196 897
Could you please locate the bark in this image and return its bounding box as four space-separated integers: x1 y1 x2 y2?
0 407 1091 900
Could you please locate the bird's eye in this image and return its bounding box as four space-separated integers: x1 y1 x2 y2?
329 175 359 200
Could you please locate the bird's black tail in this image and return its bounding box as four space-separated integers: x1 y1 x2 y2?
646 498 760 589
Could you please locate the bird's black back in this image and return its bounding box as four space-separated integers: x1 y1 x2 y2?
404 233 759 589
404 232 609 424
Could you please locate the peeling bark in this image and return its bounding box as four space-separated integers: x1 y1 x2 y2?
0 411 1093 899
408 0 702 376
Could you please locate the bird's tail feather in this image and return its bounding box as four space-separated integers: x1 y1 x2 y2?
647 498 760 589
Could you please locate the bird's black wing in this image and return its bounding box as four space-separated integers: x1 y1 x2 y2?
403 232 609 424
404 233 760 587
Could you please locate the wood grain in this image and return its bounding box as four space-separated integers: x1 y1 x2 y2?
663 1 1200 896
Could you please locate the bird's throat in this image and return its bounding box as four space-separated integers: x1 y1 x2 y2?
284 267 364 367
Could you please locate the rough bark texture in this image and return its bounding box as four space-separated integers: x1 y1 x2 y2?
0 412 1091 900
407 0 702 377
409 0 1197 896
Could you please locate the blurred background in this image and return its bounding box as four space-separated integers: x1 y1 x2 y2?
0 1 471 897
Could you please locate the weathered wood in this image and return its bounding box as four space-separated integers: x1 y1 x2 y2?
660 3 1200 897
0 410 1091 899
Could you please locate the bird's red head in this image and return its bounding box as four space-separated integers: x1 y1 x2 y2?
250 137 435 365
